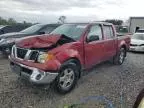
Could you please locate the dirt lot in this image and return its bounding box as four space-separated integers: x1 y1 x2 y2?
0 52 144 108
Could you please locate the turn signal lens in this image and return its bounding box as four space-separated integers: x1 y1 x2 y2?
37 53 54 63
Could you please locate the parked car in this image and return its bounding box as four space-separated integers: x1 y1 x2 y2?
0 25 28 35
9 22 130 94
135 29 144 33
0 23 61 55
130 33 144 52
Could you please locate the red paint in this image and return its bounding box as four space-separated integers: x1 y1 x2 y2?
10 23 131 72
16 34 61 49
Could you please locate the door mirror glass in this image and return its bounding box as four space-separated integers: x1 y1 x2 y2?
87 35 99 42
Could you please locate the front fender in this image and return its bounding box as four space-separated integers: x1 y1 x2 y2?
55 49 83 67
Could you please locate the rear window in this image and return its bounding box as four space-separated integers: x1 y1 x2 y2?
20 24 45 34
103 25 114 39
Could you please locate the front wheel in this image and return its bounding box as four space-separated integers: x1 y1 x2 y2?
113 47 126 65
54 63 78 94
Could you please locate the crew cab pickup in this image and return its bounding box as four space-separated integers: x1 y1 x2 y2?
9 22 130 93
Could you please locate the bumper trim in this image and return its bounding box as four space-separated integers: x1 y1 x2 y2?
10 61 58 84
129 46 144 52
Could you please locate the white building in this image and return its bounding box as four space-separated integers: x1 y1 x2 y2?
129 17 144 33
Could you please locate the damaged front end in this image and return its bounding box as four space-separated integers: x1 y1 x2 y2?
9 34 75 84
11 34 75 62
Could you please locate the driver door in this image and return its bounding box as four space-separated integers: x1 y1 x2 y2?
84 24 105 68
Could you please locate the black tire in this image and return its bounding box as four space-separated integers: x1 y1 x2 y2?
54 62 78 94
113 47 126 65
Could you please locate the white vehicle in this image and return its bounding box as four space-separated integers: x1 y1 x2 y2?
130 33 144 52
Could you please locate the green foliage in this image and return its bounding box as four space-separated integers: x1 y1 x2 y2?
0 16 32 27
0 17 7 25
105 19 123 25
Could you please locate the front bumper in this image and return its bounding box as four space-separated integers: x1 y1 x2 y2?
129 46 144 52
10 60 58 84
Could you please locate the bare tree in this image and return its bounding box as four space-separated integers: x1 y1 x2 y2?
58 16 66 24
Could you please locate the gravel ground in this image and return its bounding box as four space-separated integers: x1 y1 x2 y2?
0 52 144 108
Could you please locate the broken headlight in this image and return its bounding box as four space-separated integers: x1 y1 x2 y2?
37 52 54 63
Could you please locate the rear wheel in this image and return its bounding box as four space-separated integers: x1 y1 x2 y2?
113 47 126 65
54 62 78 94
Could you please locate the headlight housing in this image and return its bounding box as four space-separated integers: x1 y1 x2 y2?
37 52 54 63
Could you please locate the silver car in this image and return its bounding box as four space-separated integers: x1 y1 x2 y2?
130 33 144 52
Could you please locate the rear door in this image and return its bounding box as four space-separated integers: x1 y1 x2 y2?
84 24 105 68
102 25 117 59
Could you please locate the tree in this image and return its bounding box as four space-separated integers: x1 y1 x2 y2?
0 16 32 27
8 18 16 25
0 17 7 25
105 19 123 25
58 16 66 24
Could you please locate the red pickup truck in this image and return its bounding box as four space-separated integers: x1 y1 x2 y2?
9 22 130 93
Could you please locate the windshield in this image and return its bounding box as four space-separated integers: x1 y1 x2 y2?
20 24 45 34
0 26 5 29
132 34 144 40
50 24 87 40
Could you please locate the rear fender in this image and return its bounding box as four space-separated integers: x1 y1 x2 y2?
118 40 127 51
118 40 127 56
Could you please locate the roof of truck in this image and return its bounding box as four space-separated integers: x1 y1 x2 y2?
65 22 113 25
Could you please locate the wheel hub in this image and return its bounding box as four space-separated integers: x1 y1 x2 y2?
119 50 125 63
59 68 74 89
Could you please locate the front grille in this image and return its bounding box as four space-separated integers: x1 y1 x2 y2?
130 44 138 46
29 51 39 60
12 46 39 61
17 48 28 59
13 47 15 57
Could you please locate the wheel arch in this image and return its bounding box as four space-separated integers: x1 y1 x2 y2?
120 44 127 57
62 57 82 78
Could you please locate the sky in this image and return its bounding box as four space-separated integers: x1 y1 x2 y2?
0 0 143 23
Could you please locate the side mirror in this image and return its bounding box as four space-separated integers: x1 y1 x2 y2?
87 35 99 42
39 31 45 35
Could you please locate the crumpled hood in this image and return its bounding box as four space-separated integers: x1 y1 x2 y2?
131 39 144 45
16 34 62 49
0 32 28 39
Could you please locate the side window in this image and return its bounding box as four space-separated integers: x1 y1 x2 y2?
87 25 103 42
3 26 12 33
109 26 114 37
40 26 56 34
103 25 114 39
